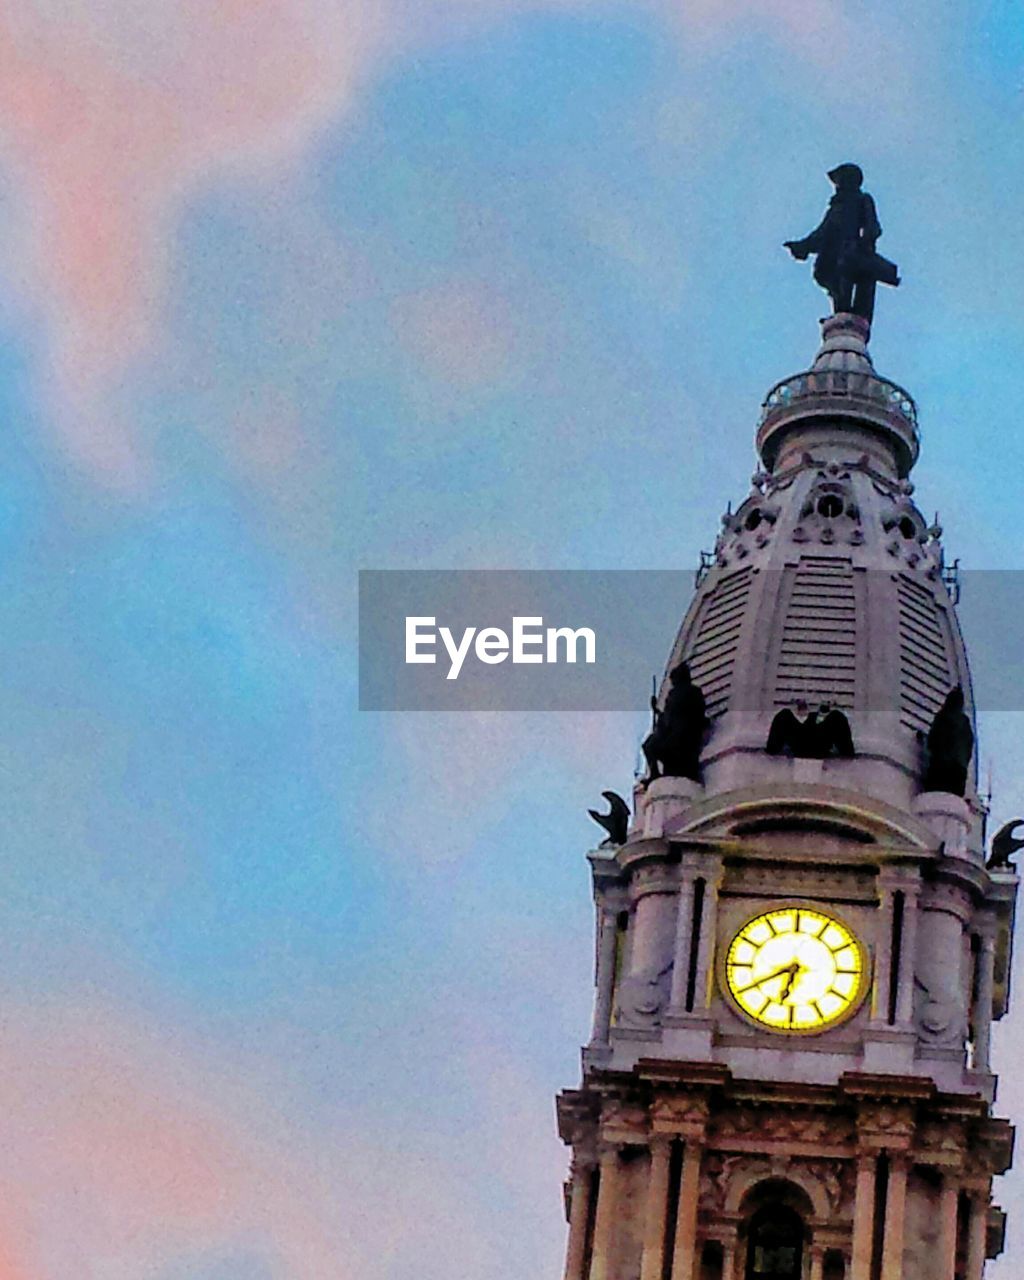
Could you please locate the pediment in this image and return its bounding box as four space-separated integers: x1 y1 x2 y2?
663 781 939 853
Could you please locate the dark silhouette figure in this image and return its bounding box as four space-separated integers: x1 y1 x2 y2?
588 791 630 846
641 663 707 788
921 686 974 797
988 819 1024 870
785 164 900 322
767 702 855 760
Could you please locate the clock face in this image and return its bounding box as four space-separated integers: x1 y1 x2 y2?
724 906 866 1033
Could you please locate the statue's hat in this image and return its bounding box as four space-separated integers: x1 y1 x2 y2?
828 163 863 188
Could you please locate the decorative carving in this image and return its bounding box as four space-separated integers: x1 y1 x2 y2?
614 960 673 1028
696 1152 849 1218
599 1097 648 1141
801 1157 852 1216
913 972 968 1050
917 1119 967 1160
714 495 780 562
727 864 872 899
699 1152 750 1214
712 1106 854 1148
651 1091 710 1134
857 1102 916 1146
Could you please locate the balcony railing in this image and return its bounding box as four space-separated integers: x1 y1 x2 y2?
760 368 918 437
757 368 920 476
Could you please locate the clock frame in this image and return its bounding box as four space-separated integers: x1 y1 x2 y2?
719 902 870 1036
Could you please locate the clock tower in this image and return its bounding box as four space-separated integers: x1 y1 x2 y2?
557 304 1019 1280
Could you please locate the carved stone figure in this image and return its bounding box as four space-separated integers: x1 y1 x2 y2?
785 164 900 322
613 959 673 1028
988 819 1024 870
914 973 967 1050
767 702 854 759
641 663 708 788
587 791 630 846
921 686 974 797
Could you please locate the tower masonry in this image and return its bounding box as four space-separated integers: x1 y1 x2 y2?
558 311 1019 1280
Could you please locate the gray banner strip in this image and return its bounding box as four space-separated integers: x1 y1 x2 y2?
358 569 1024 712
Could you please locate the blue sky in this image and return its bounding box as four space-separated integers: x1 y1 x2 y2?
0 2 1021 1276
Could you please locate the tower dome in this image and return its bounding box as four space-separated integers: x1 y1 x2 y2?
661 314 979 847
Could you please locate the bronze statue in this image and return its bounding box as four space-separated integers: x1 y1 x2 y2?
641 663 707 788
588 791 630 846
988 819 1024 870
785 164 900 322
767 701 854 760
921 686 974 797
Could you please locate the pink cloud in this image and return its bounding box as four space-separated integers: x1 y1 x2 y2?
0 0 925 488
0 1000 354 1278
0 991 571 1279
0 0 386 485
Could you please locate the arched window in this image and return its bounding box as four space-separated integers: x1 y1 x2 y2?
745 1204 804 1280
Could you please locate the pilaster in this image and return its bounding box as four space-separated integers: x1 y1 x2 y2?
589 1142 623 1280
563 1151 596 1280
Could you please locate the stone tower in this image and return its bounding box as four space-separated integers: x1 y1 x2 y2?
557 312 1019 1280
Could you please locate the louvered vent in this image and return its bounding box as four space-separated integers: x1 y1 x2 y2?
685 566 752 717
897 573 954 732
774 556 857 709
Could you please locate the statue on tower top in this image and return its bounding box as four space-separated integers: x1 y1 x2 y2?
784 163 900 323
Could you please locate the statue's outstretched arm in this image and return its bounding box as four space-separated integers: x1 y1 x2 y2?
785 213 828 259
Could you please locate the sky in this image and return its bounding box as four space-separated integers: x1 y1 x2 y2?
0 1 1022 1276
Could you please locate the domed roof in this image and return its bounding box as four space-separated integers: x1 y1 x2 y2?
662 315 977 826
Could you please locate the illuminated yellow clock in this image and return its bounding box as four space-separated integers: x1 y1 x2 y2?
723 906 866 1033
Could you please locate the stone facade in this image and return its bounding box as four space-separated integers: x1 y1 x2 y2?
557 315 1018 1280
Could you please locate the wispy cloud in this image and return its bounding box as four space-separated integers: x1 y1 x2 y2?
0 0 928 487
0 0 385 483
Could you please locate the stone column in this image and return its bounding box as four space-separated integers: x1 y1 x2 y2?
591 908 619 1046
589 1144 622 1280
939 1179 960 1280
809 1244 826 1280
692 866 722 1014
563 1154 596 1280
721 1232 738 1280
640 1138 673 1280
630 886 672 978
974 928 997 1073
668 862 697 1013
895 881 921 1028
850 1154 878 1280
670 1140 702 1280
873 882 895 1022
880 1154 909 1280
966 1191 989 1280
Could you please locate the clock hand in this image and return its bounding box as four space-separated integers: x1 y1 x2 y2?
735 961 800 996
779 963 803 1002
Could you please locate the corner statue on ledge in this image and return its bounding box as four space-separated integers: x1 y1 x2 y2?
641 662 707 789
921 686 974 797
587 791 630 847
988 819 1024 870
784 163 900 323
